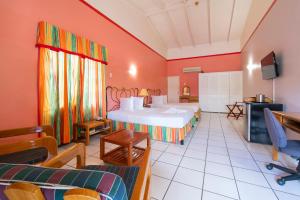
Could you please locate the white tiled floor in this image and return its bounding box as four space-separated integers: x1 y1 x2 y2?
60 112 300 200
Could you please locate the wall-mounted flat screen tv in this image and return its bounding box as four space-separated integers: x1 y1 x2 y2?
261 51 279 80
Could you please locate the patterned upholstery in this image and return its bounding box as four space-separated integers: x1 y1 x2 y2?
85 165 139 199
0 163 128 200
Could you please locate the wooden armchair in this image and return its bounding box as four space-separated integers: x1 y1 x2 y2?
0 127 151 200
0 126 57 164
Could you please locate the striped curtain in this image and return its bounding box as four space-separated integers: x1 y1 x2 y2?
37 22 107 145
36 21 108 64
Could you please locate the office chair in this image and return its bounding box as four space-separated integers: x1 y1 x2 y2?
264 108 300 185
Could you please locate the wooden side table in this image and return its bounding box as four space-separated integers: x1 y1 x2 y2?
100 129 150 166
74 119 112 145
179 95 199 103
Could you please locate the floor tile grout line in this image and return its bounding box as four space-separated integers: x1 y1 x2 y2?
152 159 284 186
62 113 300 199
228 116 281 200
200 113 212 200
219 114 242 200
161 120 198 200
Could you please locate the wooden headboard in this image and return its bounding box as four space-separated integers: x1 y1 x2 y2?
106 86 162 112
106 86 139 112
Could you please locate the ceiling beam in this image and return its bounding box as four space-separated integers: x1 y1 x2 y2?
227 0 236 41
145 2 184 17
207 0 212 44
165 12 182 48
125 0 167 46
182 1 195 46
147 17 167 47
153 0 182 48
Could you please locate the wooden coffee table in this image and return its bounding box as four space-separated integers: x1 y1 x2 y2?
100 129 150 166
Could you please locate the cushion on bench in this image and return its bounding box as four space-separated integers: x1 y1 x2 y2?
85 165 139 199
0 147 48 164
0 163 128 200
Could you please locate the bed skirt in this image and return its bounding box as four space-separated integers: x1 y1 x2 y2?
111 117 197 144
195 108 201 120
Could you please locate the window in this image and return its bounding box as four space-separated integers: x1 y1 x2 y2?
38 48 106 144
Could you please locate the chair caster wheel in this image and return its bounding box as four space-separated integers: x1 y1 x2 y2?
277 178 285 186
266 164 273 170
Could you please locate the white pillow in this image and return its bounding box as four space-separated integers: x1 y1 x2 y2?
132 97 144 110
152 96 164 105
120 97 134 111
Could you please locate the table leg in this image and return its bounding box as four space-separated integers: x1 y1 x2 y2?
109 120 112 134
236 106 244 120
128 145 133 166
86 128 90 145
272 146 279 161
146 136 151 148
100 138 105 160
227 105 235 118
73 124 78 142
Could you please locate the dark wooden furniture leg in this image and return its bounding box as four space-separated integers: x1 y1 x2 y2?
100 137 105 160
85 128 90 145
128 144 133 166
73 124 78 142
235 105 244 120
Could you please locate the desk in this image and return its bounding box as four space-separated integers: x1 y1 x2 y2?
272 111 300 160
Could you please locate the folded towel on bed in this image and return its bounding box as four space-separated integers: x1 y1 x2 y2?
162 107 187 114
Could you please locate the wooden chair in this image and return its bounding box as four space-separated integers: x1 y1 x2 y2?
0 126 57 164
0 128 151 200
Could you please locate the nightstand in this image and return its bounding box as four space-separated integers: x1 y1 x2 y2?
73 119 112 145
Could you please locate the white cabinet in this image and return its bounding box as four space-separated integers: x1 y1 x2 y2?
229 71 243 104
199 71 243 113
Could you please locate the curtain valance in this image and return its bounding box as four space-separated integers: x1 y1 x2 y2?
36 21 108 65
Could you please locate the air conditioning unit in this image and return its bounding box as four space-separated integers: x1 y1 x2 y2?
182 66 202 73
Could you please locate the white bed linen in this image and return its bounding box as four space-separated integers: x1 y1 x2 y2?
108 107 194 128
150 103 200 112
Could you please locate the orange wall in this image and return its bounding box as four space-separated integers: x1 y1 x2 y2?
167 53 242 96
0 0 167 130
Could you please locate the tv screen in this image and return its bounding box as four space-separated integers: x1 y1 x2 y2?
261 51 279 80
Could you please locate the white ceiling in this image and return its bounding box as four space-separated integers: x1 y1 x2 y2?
85 0 273 59
127 0 252 48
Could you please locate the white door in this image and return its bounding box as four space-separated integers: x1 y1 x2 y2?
167 76 180 103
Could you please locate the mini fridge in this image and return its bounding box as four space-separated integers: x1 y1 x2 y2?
244 102 283 144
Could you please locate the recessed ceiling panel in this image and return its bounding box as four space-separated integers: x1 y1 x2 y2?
187 0 209 44
150 13 179 48
88 0 264 58
168 7 193 47
129 0 160 12
229 0 252 40
210 0 234 42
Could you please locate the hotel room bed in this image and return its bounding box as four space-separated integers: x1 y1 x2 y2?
106 86 196 144
150 102 201 119
145 88 201 119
